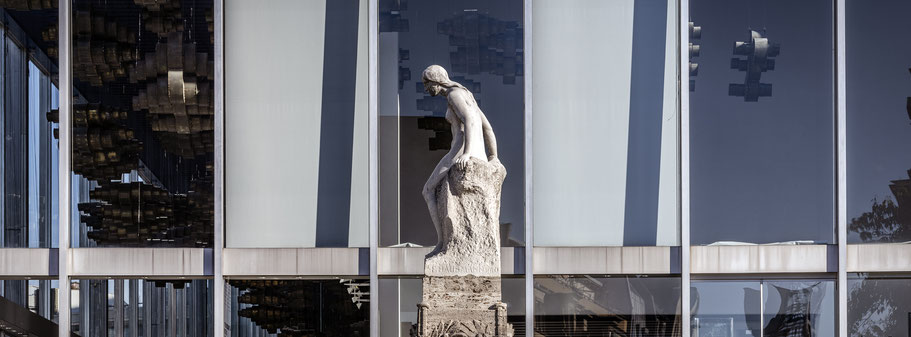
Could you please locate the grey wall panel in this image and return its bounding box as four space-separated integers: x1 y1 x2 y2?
0 248 50 276
691 245 831 274
223 248 366 277
847 244 911 272
69 248 207 277
533 246 675 275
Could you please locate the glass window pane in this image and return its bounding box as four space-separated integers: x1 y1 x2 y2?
0 279 60 334
691 281 761 337
71 279 213 336
848 274 911 336
761 280 836 336
4 6 59 248
690 0 835 245
532 0 679 246
68 0 215 247
228 279 370 336
535 275 681 336
226 0 369 248
378 0 525 248
691 280 835 337
846 0 911 243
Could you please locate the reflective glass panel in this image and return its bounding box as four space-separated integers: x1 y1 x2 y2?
69 0 215 247
380 277 526 336
691 279 835 337
532 0 679 246
378 0 525 247
0 279 60 335
535 275 681 336
761 280 836 336
225 0 369 248
689 0 835 244
848 274 911 336
846 0 911 243
71 279 213 337
2 6 59 248
227 279 370 336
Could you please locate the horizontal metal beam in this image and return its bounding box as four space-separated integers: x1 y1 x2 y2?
223 248 368 277
533 246 677 275
847 244 911 272
69 248 209 278
0 249 53 277
378 247 523 275
691 244 835 274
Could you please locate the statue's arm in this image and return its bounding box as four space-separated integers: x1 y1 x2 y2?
478 110 498 160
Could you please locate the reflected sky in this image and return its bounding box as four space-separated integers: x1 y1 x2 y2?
690 0 835 245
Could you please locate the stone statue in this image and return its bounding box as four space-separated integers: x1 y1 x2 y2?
420 64 506 277
413 65 513 337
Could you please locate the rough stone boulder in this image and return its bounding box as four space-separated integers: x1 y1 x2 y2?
424 157 507 277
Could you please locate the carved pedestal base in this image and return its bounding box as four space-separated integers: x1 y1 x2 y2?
411 276 513 337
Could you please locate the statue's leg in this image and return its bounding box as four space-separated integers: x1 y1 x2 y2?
422 162 450 248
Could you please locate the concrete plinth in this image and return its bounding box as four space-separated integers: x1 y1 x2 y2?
411 276 513 337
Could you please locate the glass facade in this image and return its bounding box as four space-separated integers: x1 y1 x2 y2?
378 0 525 247
70 279 214 336
848 274 911 336
534 275 681 336
689 0 835 245
67 0 215 248
846 0 911 243
692 279 836 336
1 0 909 336
227 279 370 336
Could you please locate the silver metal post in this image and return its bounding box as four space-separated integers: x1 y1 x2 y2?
523 0 534 336
679 0 691 334
369 0 379 335
57 0 72 333
836 0 847 335
214 0 226 335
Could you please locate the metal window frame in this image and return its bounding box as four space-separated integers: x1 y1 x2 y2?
57 0 72 335
523 0 534 336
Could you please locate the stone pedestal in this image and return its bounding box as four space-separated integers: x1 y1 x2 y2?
411 276 513 337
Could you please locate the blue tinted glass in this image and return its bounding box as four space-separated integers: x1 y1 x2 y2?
846 0 911 243
690 0 835 245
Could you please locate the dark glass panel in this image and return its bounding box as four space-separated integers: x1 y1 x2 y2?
71 279 213 336
848 274 911 336
691 279 835 337
690 0 835 244
67 0 214 247
535 275 681 336
846 0 911 243
228 279 370 336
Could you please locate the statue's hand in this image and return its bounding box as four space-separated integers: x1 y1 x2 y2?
454 154 472 170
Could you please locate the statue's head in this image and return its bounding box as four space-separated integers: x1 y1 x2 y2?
422 65 450 96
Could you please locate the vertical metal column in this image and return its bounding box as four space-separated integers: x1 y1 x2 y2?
523 0 534 336
57 0 72 333
144 281 152 337
836 0 847 335
213 0 226 334
115 280 124 337
368 0 379 335
679 0 691 335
